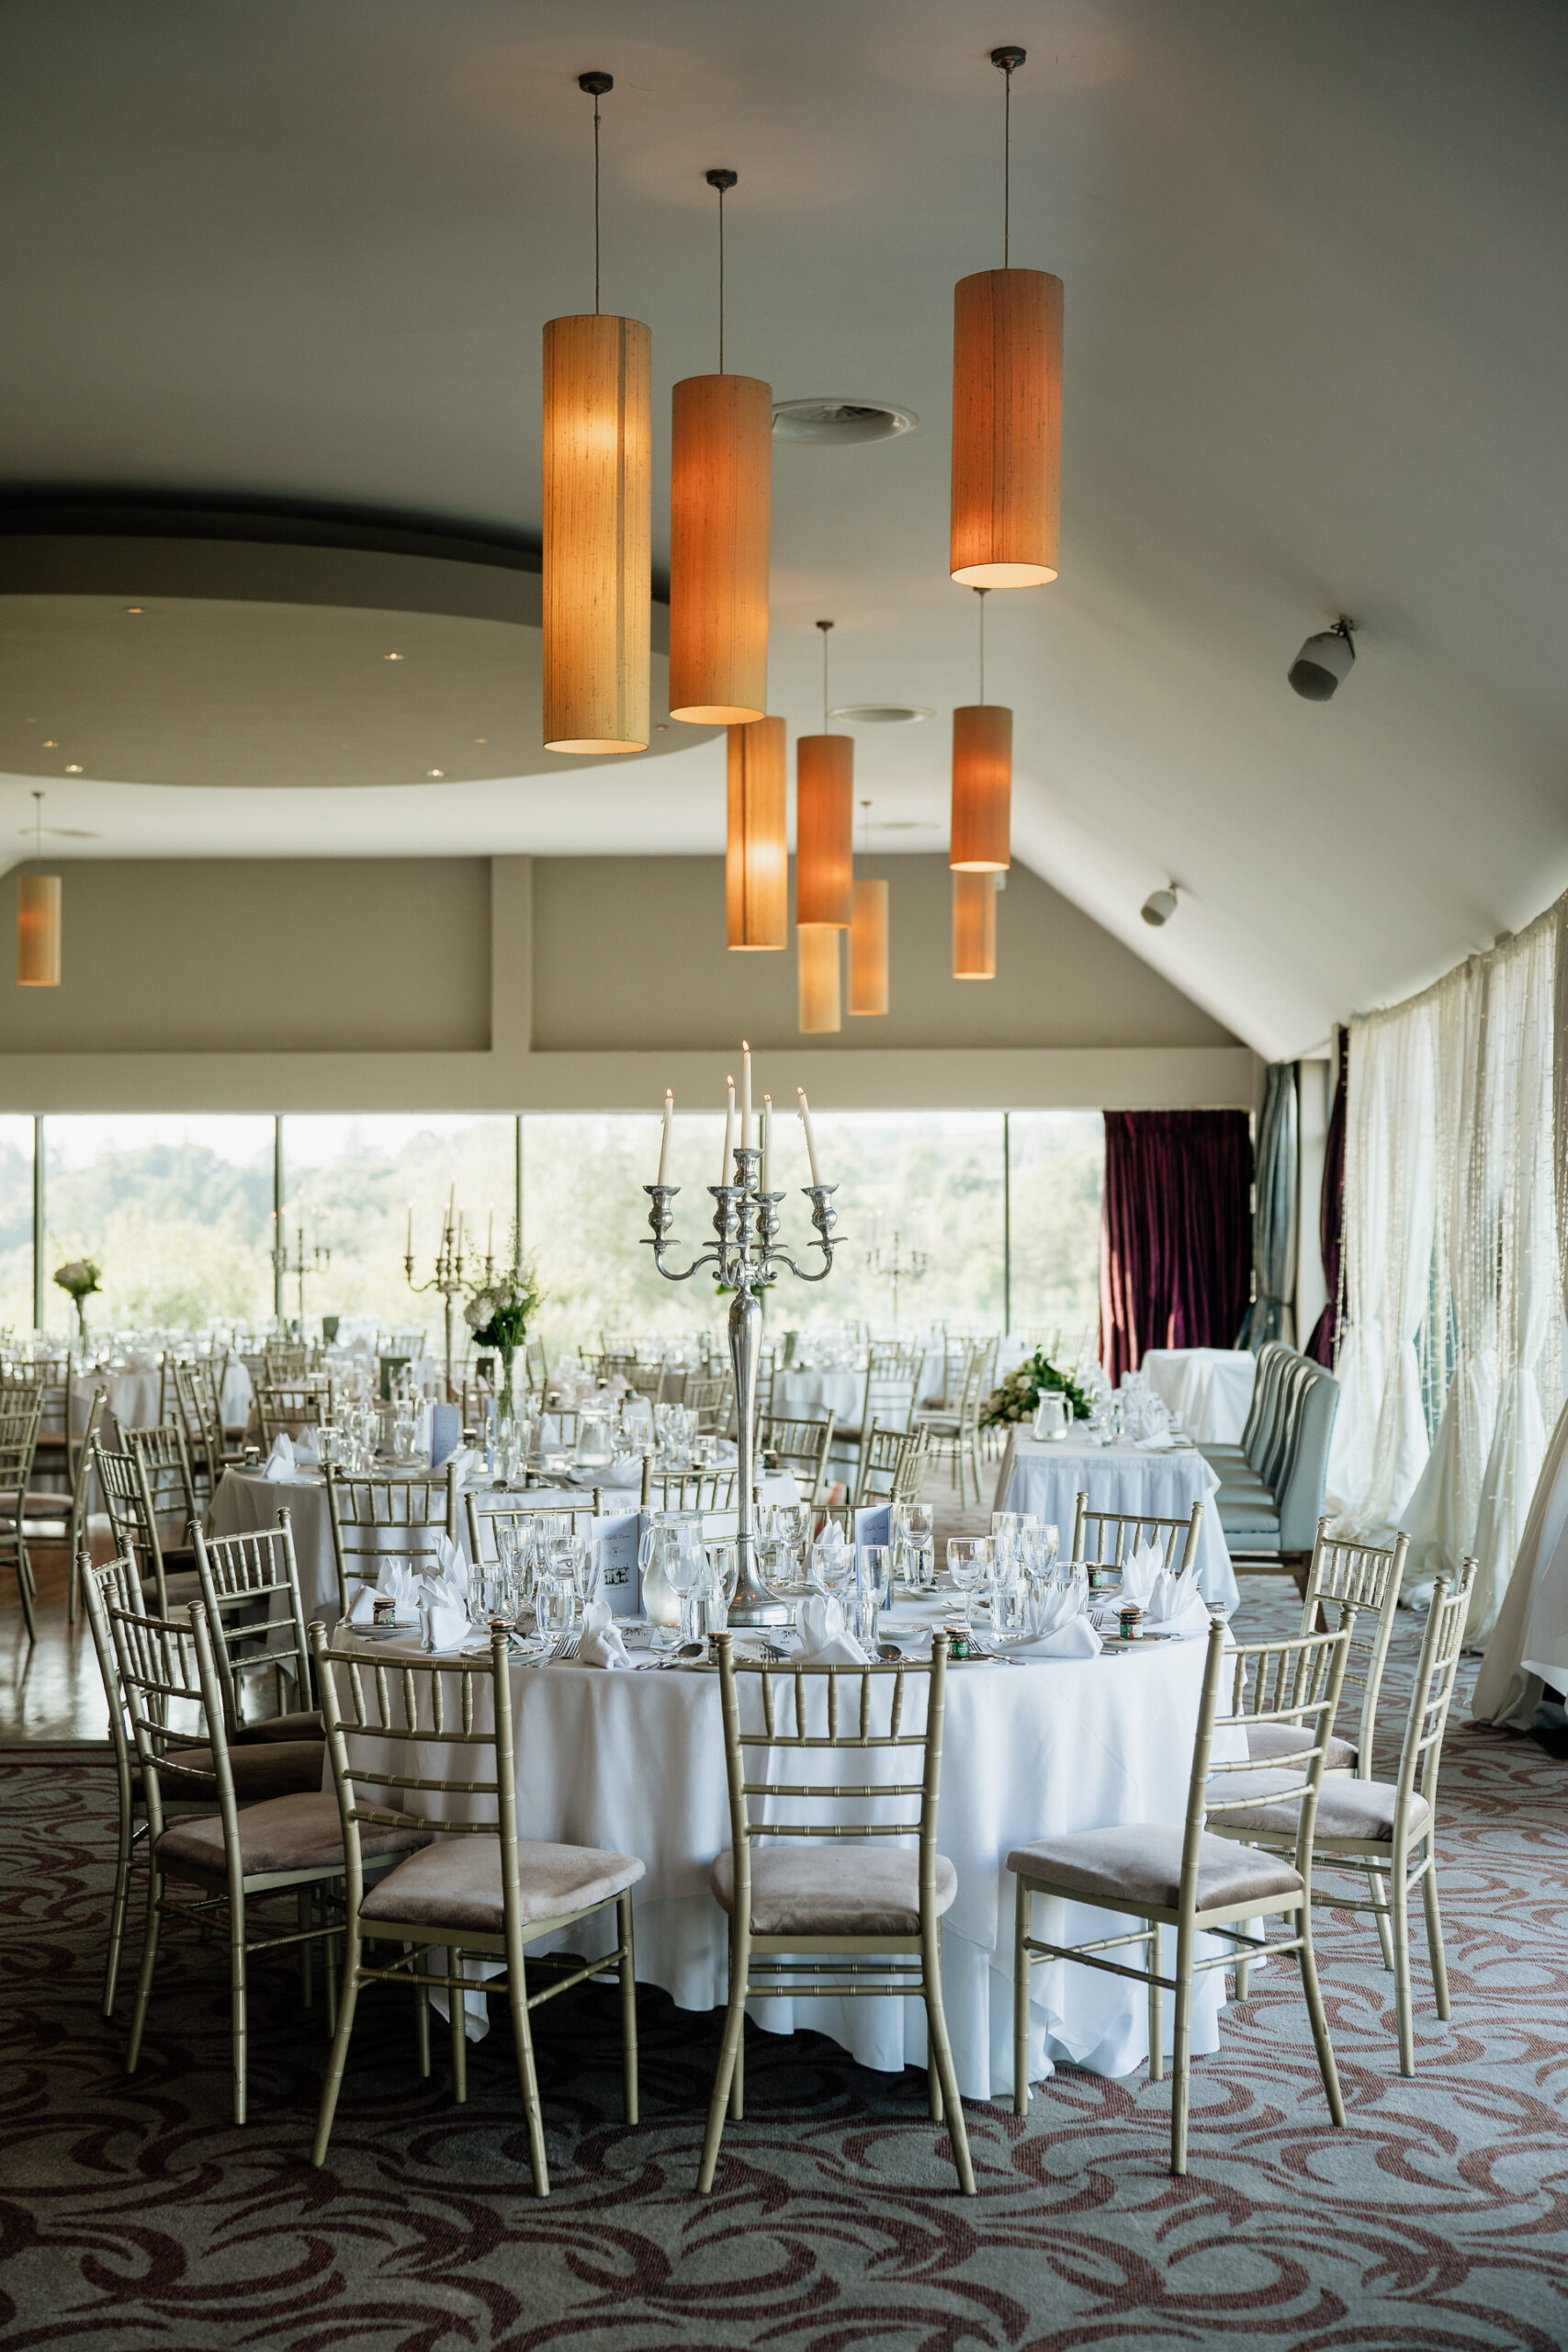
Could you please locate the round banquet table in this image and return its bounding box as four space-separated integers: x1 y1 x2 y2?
1140 1347 1257 1446
771 1367 863 1425
995 1428 1238 1610
325 1605 1240 2102
71 1359 254 1442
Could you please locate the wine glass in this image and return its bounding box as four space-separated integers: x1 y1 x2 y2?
905 1501 935 1589
664 1530 707 1646
947 1537 991 1631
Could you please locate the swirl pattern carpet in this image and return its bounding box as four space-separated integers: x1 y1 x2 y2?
3 1579 1566 2352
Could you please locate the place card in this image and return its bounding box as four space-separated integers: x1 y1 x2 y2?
592 1512 641 1616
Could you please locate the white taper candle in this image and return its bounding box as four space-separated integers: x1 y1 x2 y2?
723 1078 735 1184
658 1089 673 1186
797 1088 822 1187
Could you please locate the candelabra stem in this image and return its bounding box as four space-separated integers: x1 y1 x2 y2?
727 1283 789 1626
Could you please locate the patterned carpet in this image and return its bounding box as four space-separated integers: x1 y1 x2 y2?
4 1579 1567 2352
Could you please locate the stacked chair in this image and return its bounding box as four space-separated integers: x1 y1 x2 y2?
1200 1340 1339 1586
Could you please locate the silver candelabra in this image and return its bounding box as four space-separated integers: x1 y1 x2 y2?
272 1226 330 1333
644 1147 841 1625
865 1227 928 1329
405 1221 468 1399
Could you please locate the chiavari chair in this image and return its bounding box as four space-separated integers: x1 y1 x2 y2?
0 1393 45 1643
1071 1494 1205 1578
94 1433 200 1618
256 1382 333 1447
755 1413 837 1504
193 1510 323 1745
324 1464 459 1620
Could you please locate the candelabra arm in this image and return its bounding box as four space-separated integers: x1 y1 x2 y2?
641 1184 724 1283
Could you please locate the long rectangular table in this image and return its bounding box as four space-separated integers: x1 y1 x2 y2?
995 1428 1238 1609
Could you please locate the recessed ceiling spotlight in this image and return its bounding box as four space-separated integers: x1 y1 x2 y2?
384 651 403 662
830 703 935 725
64 763 83 775
1288 616 1356 701
472 737 487 744
426 768 445 779
868 818 939 831
1141 883 1179 927
773 398 919 447
41 739 57 748
125 605 142 615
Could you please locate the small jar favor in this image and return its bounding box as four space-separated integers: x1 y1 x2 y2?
372 1595 396 1628
945 1626 972 1661
1118 1604 1144 1642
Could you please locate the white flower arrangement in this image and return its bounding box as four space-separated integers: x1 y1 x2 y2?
53 1258 102 1303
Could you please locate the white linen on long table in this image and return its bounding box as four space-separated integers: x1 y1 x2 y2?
995 1428 1238 1610
71 1359 254 1443
1140 1347 1257 1446
325 1620 1236 2101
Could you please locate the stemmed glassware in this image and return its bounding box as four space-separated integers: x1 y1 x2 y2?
946 1536 992 1631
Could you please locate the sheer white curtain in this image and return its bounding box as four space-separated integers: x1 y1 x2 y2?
1326 995 1437 1532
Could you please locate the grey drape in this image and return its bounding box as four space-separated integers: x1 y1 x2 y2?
1238 1064 1298 1349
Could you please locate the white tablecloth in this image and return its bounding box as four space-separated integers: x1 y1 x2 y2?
996 1430 1238 1610
328 1612 1235 2099
71 1360 254 1442
1140 1348 1256 1445
771 1369 864 1425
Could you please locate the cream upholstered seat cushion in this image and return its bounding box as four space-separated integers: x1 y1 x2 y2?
359 1837 645 1935
1213 1768 1428 1846
231 1710 324 1745
1245 1721 1358 1773
1007 1822 1303 1914
143 1569 202 1609
154 1791 429 1876
709 1845 957 1937
158 1740 327 1802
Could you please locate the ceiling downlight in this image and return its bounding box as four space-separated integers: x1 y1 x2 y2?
772 398 918 447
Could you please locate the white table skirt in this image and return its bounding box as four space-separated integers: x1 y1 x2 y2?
1140 1348 1256 1446
326 1620 1235 2100
72 1361 254 1442
996 1430 1238 1610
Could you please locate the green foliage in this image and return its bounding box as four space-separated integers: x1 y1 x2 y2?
980 1348 1092 1430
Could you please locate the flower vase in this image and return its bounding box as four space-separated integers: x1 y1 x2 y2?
74 1298 89 1351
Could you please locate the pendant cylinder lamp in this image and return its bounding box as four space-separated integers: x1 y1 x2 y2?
542 74 652 753
795 619 853 928
950 50 1063 589
726 715 787 949
798 924 842 1034
17 874 61 987
950 704 1012 869
953 870 997 978
848 879 889 1015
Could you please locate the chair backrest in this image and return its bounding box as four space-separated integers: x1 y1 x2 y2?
854 1420 928 1510
325 1465 458 1615
68 1386 107 1548
108 1593 240 1843
858 1348 919 1437
1274 1368 1341 1553
1301 1518 1409 1774
712 1628 951 1934
1201 1617 1353 1884
757 1412 837 1501
464 1490 601 1567
93 1438 162 1593
171 1359 225 1498
685 1372 731 1432
625 1366 664 1401
1389 1556 1478 1835
312 1624 519 1916
81 1548 144 1805
524 1338 550 1391
265 1343 312 1381
0 1395 43 1527
1259 1356 1316 1493
1238 1339 1289 1460
124 1422 200 1546
647 1469 738 1513
1071 1493 1204 1577
192 1509 314 1742
28 1353 73 1445
257 1383 333 1445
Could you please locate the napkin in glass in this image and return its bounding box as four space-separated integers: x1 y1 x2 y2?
262 1433 297 1481
1007 1571 1103 1658
1118 1537 1166 1605
795 1591 870 1665
416 1535 470 1617
1145 1568 1213 1636
808 1521 850 1591
579 1599 632 1668
419 1600 473 1654
346 1561 421 1627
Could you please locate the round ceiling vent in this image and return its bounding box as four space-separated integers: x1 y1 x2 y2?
829 703 935 725
772 398 919 446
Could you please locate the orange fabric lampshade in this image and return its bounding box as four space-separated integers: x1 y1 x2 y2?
797 924 842 1034
726 716 787 949
795 733 853 928
951 267 1062 588
670 373 772 725
17 872 61 987
953 869 997 978
542 312 652 752
848 878 889 1015
950 703 1012 871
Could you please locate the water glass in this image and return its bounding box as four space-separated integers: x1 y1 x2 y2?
663 1528 707 1645
700 1540 739 1636
857 1544 892 1647
905 1501 935 1589
947 1537 991 1630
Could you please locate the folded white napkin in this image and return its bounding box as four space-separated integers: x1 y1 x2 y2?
1145 1569 1212 1636
809 1522 850 1589
1005 1571 1103 1658
262 1433 297 1481
569 1454 641 1488
795 1591 870 1665
293 1425 320 1465
419 1600 473 1654
346 1560 422 1627
444 1446 480 1487
714 1439 738 1465
1118 1537 1166 1605
579 1599 632 1668
1008 1615 1103 1660
416 1536 470 1616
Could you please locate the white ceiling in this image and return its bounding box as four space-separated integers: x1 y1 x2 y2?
2 0 1566 1059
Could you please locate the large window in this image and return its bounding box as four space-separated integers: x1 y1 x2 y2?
1008 1111 1105 1354
281 1115 517 1334
42 1115 275 1334
0 1117 32 1333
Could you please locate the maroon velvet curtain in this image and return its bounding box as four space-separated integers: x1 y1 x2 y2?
1099 1110 1254 1383
1305 1027 1348 1366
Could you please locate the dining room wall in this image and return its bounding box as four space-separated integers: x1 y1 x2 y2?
0 854 1258 1112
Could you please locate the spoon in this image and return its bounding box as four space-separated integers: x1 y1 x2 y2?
876 1642 903 1662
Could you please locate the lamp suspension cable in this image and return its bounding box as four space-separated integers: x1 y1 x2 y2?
32 790 43 870
582 69 611 312
819 616 833 731
707 166 736 373
999 43 1019 265
976 584 988 702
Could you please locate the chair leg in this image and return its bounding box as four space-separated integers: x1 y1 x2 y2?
231 1893 248 2126
1391 1859 1415 2076
1146 1926 1164 2084
103 1804 136 2020
928 2043 943 2121
298 1888 312 2008
125 1870 164 2075
1012 1876 1031 2117
1296 1904 1347 2125
13 1551 37 1645
449 1949 468 2103
414 1958 432 2078
1367 1864 1395 1971
615 1892 639 2126
1234 1951 1251 2003
1420 1853 1450 2023
312 1936 362 2166
505 1951 550 2196
698 1990 748 2191
922 1928 975 2195
728 2012 745 2121
1169 1922 1194 2176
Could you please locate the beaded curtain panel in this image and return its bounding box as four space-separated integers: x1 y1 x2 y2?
2 1581 1566 2352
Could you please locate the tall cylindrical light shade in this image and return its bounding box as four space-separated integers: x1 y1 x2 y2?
795 733 853 927
953 870 997 978
727 715 787 949
951 268 1063 587
17 873 62 987
798 924 841 1033
950 703 1012 870
542 312 652 752
848 878 889 1015
670 373 772 724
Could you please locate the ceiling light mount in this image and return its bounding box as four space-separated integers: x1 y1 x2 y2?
990 44 1027 74
772 398 918 446
1141 883 1179 928
1288 616 1357 702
